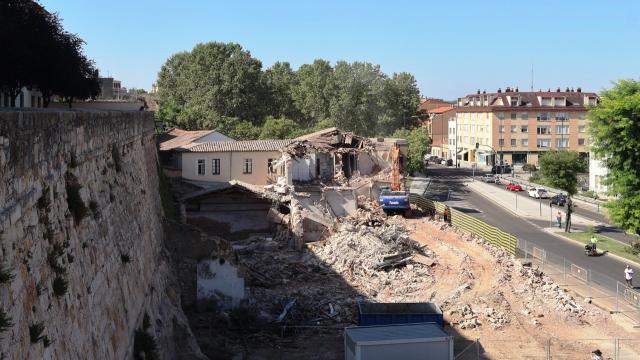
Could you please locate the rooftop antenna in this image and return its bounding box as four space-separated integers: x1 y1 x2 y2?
530 64 534 92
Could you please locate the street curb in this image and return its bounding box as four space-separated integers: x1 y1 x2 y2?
542 228 640 268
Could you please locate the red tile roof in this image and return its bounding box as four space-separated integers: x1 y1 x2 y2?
158 128 216 151
428 105 455 114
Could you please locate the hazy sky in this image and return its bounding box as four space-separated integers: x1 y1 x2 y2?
41 0 640 99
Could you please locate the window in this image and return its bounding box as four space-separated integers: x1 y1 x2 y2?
19 93 24 108
521 112 528 120
556 139 569 148
498 125 505 133
588 97 597 106
521 125 528 133
197 159 205 176
510 112 517 119
243 159 252 174
578 138 586 146
537 112 550 121
555 112 568 121
554 98 565 107
31 96 35 107
510 97 519 106
497 112 505 120
537 139 551 148
511 125 517 133
470 137 475 145
498 139 505 146
578 113 586 120
511 139 516 146
521 139 529 146
537 126 550 135
212 159 220 175
578 125 586 133
541 97 552 106
556 125 569 135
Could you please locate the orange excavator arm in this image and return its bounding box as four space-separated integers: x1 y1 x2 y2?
390 144 401 191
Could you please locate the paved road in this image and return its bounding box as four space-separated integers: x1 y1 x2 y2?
421 165 639 295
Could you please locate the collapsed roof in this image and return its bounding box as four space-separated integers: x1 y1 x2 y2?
285 127 373 156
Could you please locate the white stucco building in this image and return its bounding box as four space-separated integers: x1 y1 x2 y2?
589 156 608 194
0 87 44 108
447 119 457 161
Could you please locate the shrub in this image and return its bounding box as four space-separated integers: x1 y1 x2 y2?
37 186 51 211
133 313 158 360
43 336 52 348
69 154 78 168
522 163 537 172
0 265 15 285
65 173 88 223
121 253 131 264
47 244 66 275
0 308 13 336
625 242 640 256
52 276 68 297
112 144 122 172
581 190 596 198
29 322 45 344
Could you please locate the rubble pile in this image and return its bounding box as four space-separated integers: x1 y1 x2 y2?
515 266 586 317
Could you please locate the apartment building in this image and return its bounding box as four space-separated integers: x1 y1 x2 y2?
455 87 597 166
430 108 456 159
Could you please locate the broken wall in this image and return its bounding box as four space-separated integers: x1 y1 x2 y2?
289 153 317 182
324 188 357 217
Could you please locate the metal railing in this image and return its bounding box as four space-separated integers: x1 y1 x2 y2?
454 338 640 359
519 239 640 326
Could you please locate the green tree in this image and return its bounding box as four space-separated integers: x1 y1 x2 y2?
377 72 421 134
589 79 640 235
264 62 300 120
291 59 334 127
156 42 267 128
393 127 431 174
259 117 301 139
538 150 587 232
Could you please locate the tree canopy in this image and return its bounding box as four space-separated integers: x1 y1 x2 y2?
393 127 431 174
589 79 640 235
156 42 422 138
538 150 587 232
0 0 99 106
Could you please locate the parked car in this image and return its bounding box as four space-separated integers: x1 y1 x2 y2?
494 177 502 185
506 183 523 192
482 174 495 183
491 164 512 174
550 193 567 206
445 159 453 166
528 187 549 199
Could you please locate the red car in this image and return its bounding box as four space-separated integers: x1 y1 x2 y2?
506 183 523 192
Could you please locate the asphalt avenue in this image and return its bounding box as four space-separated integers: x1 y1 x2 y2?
420 165 639 295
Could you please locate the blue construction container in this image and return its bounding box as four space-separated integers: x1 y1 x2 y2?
357 302 444 328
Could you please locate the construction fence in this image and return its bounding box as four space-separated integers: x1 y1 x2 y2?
454 337 640 360
408 193 517 255
519 239 640 327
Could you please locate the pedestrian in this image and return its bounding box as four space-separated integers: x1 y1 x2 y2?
590 235 598 251
624 265 634 287
556 211 562 229
591 349 603 360
443 207 451 224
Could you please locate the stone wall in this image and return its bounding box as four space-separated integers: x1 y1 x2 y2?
0 110 204 359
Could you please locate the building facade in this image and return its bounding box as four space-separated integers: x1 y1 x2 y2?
430 108 456 159
0 87 44 108
589 157 608 194
455 88 597 166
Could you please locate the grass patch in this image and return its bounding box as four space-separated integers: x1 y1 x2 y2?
52 276 68 297
65 173 88 224
133 313 158 360
0 265 15 285
560 232 640 264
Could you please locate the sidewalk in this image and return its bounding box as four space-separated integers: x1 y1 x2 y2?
466 180 598 228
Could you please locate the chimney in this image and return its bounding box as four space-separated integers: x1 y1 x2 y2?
497 88 502 93
547 88 551 92
577 87 582 93
570 88 574 92
565 87 570 92
482 89 486 94
556 87 561 92
515 87 519 92
506 86 511 92
477 89 481 94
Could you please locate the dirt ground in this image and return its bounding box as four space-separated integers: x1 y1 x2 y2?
188 215 640 360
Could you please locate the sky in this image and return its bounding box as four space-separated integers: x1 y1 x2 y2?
40 0 640 100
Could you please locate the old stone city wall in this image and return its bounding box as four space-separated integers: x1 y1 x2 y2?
0 110 204 359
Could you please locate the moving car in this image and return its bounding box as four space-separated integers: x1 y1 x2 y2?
506 183 523 192
550 193 567 206
528 187 549 199
482 174 495 183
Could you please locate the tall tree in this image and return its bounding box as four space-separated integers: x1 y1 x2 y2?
393 127 432 174
156 42 267 128
589 79 640 235
263 62 300 120
538 151 587 232
291 59 334 127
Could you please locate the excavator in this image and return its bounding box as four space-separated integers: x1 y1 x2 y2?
378 144 410 215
